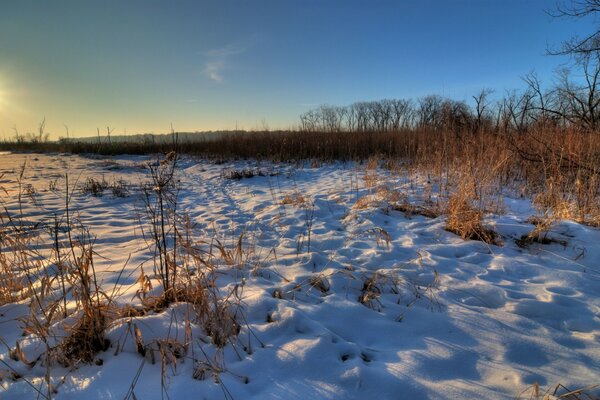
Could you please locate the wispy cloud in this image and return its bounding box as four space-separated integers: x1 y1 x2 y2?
202 45 246 83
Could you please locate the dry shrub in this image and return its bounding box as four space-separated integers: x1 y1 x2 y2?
110 179 129 197
139 268 241 350
189 282 240 349
392 202 439 219
0 251 29 306
376 185 405 203
573 174 600 226
281 192 306 206
222 167 275 180
533 178 573 221
309 274 330 293
514 128 600 228
445 192 499 245
133 330 188 366
516 382 599 400
358 272 399 312
354 195 380 209
59 236 110 365
203 300 241 348
81 176 129 198
0 216 43 306
60 307 110 365
533 173 600 227
141 152 180 303
366 227 392 248
81 177 110 196
358 277 383 311
137 170 245 351
363 156 380 191
176 233 244 349
213 233 246 268
516 215 567 248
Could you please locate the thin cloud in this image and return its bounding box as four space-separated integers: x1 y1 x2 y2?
204 60 226 82
203 45 245 83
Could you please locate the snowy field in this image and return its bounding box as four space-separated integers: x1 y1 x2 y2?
0 152 599 399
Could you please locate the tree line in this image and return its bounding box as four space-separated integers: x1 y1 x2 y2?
299 53 600 134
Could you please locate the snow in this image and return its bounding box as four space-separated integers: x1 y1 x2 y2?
0 152 599 399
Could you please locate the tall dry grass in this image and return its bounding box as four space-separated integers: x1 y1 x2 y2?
0 156 253 399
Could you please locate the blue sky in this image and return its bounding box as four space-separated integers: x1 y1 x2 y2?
0 0 595 138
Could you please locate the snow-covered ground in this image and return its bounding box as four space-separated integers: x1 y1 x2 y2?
0 152 599 399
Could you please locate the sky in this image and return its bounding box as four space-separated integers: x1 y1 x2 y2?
0 0 596 138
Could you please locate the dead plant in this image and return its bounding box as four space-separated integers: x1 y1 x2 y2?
516 382 599 400
358 272 400 312
59 229 110 365
80 176 110 197
445 191 499 245
280 192 306 206
392 201 439 219
140 151 180 304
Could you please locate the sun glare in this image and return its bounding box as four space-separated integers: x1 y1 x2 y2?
0 79 7 112
0 75 21 116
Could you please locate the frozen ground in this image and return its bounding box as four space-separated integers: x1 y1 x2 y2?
0 152 599 399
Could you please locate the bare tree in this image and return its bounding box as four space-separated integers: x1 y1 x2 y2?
440 99 471 133
500 89 536 133
472 89 494 133
300 109 321 132
353 102 370 132
520 54 600 131
555 53 600 130
389 99 414 130
319 105 339 132
550 0 600 55
417 95 444 129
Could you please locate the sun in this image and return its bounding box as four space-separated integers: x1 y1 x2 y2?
0 75 14 114
0 81 7 112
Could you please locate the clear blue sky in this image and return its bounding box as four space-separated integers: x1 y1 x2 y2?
0 0 595 138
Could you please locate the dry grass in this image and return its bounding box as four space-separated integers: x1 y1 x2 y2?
0 156 249 398
280 192 307 206
376 185 405 204
80 176 110 196
517 382 599 400
222 167 275 180
363 156 380 191
309 274 331 294
392 202 439 219
445 192 499 245
0 245 31 306
80 176 129 198
353 195 380 209
516 215 568 247
358 272 400 312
